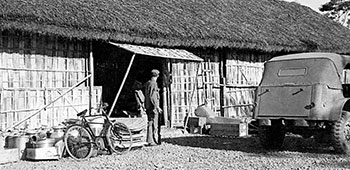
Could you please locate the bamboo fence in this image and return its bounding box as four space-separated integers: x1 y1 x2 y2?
0 31 101 130
223 52 271 119
170 62 199 127
170 51 273 127
170 53 221 127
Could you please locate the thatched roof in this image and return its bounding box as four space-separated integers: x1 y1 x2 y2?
1 0 350 53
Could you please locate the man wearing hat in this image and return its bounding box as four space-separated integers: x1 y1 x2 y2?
144 69 162 146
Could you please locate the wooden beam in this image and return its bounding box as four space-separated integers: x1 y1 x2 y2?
89 41 94 115
162 60 169 127
108 53 136 117
219 50 226 117
221 104 255 108
168 60 174 128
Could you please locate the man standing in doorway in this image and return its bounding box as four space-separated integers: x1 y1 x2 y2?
144 69 162 146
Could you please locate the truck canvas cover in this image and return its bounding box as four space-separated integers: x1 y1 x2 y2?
256 53 349 118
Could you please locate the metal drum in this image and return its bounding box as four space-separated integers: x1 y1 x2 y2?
5 135 30 159
26 138 56 148
50 125 65 142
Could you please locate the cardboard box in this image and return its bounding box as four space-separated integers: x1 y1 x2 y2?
209 123 248 137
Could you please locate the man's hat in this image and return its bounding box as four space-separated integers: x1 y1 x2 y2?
151 69 160 77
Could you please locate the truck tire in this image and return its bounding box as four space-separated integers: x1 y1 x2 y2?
332 111 350 154
258 124 285 150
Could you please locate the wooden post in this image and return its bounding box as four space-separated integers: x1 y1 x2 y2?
89 41 94 115
168 60 174 128
219 50 226 117
108 53 136 117
162 60 169 127
162 87 168 127
0 88 3 130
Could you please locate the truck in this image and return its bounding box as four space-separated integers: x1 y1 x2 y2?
253 52 350 154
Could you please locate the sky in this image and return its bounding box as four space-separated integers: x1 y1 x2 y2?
284 0 330 12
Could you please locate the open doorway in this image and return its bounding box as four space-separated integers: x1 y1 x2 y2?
116 54 164 117
93 42 165 125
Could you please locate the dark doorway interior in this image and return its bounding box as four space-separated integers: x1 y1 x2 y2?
93 42 164 122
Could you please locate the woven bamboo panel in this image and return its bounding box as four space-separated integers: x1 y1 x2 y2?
170 53 221 127
223 52 272 118
0 87 102 130
171 62 200 127
0 30 98 130
226 52 267 86
0 31 88 89
196 54 220 116
223 88 255 118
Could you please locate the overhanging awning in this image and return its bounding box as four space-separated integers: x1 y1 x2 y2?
109 42 203 61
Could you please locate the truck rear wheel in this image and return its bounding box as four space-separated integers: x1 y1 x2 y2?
258 120 285 150
332 111 350 154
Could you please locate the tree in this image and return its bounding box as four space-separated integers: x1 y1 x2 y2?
320 0 350 28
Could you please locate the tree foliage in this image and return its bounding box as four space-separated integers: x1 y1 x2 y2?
320 0 350 27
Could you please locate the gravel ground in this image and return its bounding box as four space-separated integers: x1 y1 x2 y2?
1 128 350 170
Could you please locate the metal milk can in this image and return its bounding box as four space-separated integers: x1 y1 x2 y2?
50 125 65 142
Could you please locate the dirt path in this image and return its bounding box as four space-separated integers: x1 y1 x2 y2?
1 129 350 170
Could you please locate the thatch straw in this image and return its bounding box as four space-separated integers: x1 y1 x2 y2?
1 0 350 53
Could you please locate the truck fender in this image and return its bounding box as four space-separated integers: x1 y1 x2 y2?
330 98 350 120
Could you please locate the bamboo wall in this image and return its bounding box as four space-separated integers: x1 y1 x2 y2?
224 52 272 119
170 62 200 127
170 50 273 127
170 52 221 127
197 53 221 114
0 31 101 130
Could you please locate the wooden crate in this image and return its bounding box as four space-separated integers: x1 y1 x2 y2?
209 122 248 137
187 117 207 134
187 117 207 127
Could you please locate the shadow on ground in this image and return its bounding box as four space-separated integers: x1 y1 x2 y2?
163 134 263 153
162 134 336 155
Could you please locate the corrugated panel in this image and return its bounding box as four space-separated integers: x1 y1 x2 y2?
109 42 203 61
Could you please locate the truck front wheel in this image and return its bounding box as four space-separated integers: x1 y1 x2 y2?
332 111 350 154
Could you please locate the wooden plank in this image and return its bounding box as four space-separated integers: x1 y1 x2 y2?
209 123 248 137
0 88 3 129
